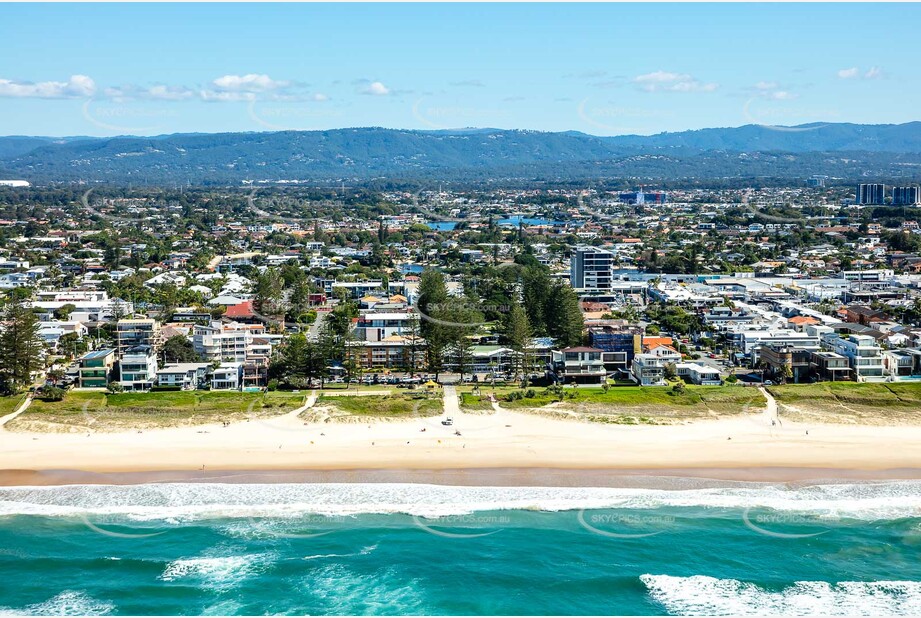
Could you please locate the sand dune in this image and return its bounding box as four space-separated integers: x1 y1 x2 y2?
2 387 921 480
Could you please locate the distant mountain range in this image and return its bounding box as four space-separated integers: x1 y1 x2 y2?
2 123 921 186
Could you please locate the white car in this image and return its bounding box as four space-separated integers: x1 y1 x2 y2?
442 417 454 426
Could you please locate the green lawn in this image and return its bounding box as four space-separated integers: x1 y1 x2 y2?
316 383 394 391
767 382 921 424
316 392 442 418
461 384 765 423
0 393 29 417
459 392 495 411
9 390 306 432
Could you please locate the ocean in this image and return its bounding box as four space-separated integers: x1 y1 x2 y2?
1 479 920 615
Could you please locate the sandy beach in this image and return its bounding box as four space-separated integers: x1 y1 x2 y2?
2 386 921 485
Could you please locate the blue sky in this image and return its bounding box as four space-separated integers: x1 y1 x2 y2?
0 3 918 137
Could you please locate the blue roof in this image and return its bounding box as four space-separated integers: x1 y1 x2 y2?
82 349 115 360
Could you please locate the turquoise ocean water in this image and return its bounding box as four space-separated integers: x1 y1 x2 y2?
1 480 921 615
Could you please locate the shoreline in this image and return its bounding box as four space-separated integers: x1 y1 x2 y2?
3 397 921 486
3 465 921 488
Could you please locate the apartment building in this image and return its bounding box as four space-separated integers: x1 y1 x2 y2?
116 318 163 358
192 321 267 363
587 325 643 372
354 312 415 342
570 246 615 290
757 344 813 383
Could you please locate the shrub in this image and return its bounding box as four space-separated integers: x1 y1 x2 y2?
267 379 279 391
107 383 124 394
524 389 536 399
37 386 66 402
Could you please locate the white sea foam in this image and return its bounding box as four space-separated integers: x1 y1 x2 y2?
641 574 921 616
304 544 378 561
0 591 115 616
0 481 919 521
305 564 427 615
159 552 272 591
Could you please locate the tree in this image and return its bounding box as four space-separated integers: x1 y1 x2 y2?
402 311 424 377
521 266 551 335
443 305 480 382
0 303 44 394
664 362 677 380
417 269 450 379
46 367 66 386
53 303 77 321
37 385 66 401
58 332 88 360
162 335 202 364
545 282 584 348
780 364 794 384
503 304 532 382
287 278 315 323
254 267 285 318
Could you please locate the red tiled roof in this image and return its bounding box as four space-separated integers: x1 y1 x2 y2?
225 300 255 318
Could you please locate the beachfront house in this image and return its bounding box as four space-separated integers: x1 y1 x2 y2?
156 362 211 390
827 334 885 380
675 362 722 386
118 345 158 391
631 353 668 386
553 347 607 385
211 363 243 390
78 348 116 388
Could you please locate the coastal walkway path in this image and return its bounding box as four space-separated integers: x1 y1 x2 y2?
0 394 33 430
758 386 779 425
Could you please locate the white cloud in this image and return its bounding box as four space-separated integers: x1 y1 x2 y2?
748 81 798 101
212 74 288 92
838 66 885 80
362 81 390 96
311 93 329 102
0 74 96 99
200 90 257 102
633 71 717 93
767 90 797 101
146 85 196 101
837 67 860 79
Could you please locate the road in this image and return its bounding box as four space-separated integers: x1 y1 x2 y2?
306 307 329 341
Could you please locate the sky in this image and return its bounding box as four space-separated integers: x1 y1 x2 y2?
0 3 918 137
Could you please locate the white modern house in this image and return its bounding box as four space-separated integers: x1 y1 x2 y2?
631 353 668 386
827 334 885 380
211 363 243 390
675 362 722 385
119 346 158 391
156 363 211 390
552 347 607 385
